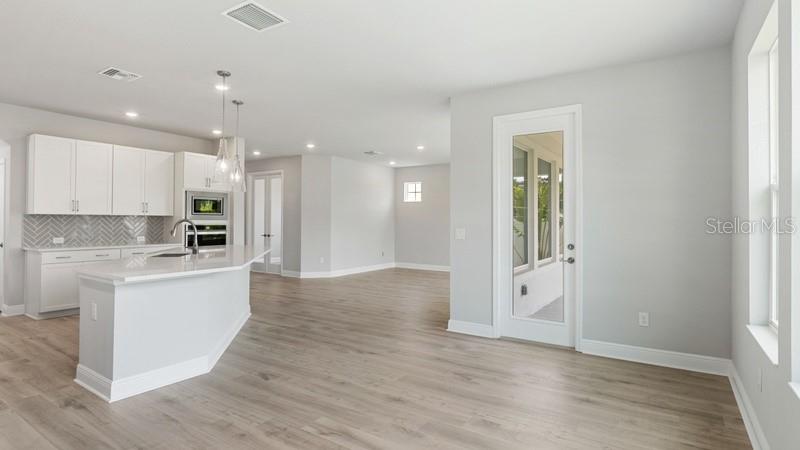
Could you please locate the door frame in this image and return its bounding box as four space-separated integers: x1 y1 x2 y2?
247 169 284 275
0 156 5 310
492 104 584 350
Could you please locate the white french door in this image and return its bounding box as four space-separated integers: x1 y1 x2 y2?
494 106 582 348
249 172 283 274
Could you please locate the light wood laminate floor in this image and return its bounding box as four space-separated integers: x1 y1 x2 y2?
0 269 749 449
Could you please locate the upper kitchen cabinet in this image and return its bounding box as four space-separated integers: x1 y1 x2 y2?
112 146 174 216
27 134 113 215
177 152 231 192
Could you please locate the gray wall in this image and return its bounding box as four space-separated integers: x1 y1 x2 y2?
731 0 800 448
331 157 395 271
0 102 215 308
246 156 302 273
300 155 332 273
450 47 732 358
394 164 450 267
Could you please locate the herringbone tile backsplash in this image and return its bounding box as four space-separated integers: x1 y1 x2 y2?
23 215 167 248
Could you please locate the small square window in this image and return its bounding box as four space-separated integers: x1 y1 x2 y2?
404 182 422 202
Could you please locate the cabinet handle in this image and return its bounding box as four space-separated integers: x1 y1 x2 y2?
71 200 75 212
95 254 110 257
76 200 79 212
55 256 71 260
132 252 144 255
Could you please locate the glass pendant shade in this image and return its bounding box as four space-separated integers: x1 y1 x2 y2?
213 137 230 182
231 153 246 192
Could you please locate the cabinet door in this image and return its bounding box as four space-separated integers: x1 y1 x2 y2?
27 135 75 214
40 262 82 312
112 146 145 215
144 150 174 216
74 140 113 215
183 152 210 190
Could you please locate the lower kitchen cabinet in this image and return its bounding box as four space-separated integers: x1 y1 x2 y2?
24 245 180 319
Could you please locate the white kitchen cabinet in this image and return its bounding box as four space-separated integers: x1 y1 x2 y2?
24 245 181 319
27 135 114 215
112 146 174 216
144 150 175 216
112 146 146 215
74 140 113 215
25 248 122 317
27 135 74 214
178 152 231 191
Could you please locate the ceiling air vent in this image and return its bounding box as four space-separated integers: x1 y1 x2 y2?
97 67 142 82
223 1 287 32
363 151 383 157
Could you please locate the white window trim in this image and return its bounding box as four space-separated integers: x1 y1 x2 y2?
768 37 779 330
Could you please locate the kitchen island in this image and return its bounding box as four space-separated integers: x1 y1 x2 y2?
74 245 269 402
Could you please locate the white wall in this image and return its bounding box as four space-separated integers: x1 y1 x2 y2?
330 157 395 271
246 156 302 272
300 155 333 273
731 0 800 448
394 164 450 267
0 102 215 308
450 47 733 358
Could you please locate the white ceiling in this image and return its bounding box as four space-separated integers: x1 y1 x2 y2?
0 0 743 166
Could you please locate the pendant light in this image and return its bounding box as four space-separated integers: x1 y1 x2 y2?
213 70 231 182
231 99 246 192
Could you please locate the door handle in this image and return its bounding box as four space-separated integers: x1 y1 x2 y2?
566 257 575 264
262 234 274 237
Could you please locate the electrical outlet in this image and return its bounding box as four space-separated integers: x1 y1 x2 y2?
638 312 650 327
52 237 65 244
455 228 466 240
521 284 528 296
137 236 146 243
91 303 98 321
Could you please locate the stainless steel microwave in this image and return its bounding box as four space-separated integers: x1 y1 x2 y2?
186 191 228 222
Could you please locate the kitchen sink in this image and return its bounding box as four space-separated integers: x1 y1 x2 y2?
152 252 191 258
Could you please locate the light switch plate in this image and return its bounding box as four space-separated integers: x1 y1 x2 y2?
638 312 650 327
52 237 65 244
455 228 466 240
137 236 146 243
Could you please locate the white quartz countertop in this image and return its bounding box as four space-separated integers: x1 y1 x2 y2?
77 245 270 285
24 243 182 253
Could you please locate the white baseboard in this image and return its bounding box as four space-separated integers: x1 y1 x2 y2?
729 365 769 450
281 270 300 278
208 311 250 370
75 311 250 403
301 263 396 279
395 262 450 272
1 303 25 317
447 320 497 338
580 339 731 376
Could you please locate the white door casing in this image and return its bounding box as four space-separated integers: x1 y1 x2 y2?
493 105 583 348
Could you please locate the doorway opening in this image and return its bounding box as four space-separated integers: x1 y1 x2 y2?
248 171 284 275
493 105 583 348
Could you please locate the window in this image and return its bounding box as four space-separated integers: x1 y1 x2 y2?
513 148 529 267
403 182 422 202
768 37 779 329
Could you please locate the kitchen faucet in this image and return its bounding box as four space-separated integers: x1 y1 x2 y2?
171 219 199 255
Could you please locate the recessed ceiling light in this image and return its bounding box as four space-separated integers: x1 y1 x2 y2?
416 145 425 150
212 129 222 135
215 84 229 91
125 111 139 118
252 150 261 156
389 161 397 165
306 143 316 149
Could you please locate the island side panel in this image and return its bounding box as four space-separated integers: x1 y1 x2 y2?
76 277 117 398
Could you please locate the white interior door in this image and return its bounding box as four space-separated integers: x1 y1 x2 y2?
495 107 581 347
249 173 283 274
0 159 5 308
